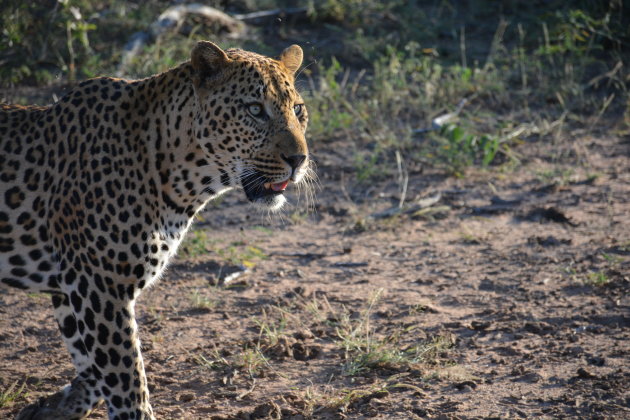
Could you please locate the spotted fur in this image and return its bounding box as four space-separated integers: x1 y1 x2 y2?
0 41 310 420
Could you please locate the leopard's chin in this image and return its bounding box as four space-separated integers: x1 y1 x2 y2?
253 194 287 212
241 171 289 211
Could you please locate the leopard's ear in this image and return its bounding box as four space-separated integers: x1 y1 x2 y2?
191 41 230 86
279 45 303 75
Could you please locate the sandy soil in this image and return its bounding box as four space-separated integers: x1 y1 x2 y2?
1 128 629 419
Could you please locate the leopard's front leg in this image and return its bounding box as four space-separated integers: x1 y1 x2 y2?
16 293 104 420
18 283 155 420
83 289 154 420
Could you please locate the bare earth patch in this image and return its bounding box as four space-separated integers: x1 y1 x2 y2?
1 131 629 419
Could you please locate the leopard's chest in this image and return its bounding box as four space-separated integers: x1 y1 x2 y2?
138 218 195 290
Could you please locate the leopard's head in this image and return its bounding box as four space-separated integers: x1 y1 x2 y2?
190 41 312 211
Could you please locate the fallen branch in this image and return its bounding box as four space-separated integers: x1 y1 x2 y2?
117 5 311 77
117 4 246 76
371 192 442 219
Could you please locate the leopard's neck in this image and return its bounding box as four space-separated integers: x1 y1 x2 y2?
129 63 234 227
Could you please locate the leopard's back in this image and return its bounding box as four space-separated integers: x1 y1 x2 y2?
0 104 63 291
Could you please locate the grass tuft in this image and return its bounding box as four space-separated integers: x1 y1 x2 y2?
0 381 27 409
337 313 454 375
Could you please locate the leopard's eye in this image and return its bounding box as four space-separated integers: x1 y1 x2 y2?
247 103 265 118
293 104 304 117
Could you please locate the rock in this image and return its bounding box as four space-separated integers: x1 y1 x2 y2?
518 372 543 383
471 320 492 331
294 329 314 340
177 392 195 402
587 356 605 366
577 367 597 379
523 321 553 335
251 401 281 418
292 342 321 361
454 380 477 392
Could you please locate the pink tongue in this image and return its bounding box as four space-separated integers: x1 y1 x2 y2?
271 180 289 192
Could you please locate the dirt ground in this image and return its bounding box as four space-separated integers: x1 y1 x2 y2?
1 126 629 419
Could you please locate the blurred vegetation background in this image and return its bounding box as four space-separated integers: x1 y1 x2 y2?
1 0 628 177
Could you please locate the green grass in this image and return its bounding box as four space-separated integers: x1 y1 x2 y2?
426 124 506 177
252 289 455 378
254 308 289 348
217 243 268 268
300 1 629 178
189 288 218 311
236 346 270 377
178 230 211 258
178 229 267 268
298 375 427 416
193 344 270 378
585 271 610 286
334 289 454 376
2 1 628 179
0 381 27 409
191 349 229 372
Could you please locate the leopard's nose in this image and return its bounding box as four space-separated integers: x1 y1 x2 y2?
282 154 307 171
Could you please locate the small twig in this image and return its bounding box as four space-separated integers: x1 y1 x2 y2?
459 26 467 69
589 92 615 132
586 60 623 89
332 262 368 268
350 69 366 98
235 378 256 401
395 150 408 209
339 171 355 206
412 96 473 135
370 192 442 219
412 205 450 218
272 252 327 259
65 22 76 81
233 7 308 22
388 382 424 393
486 17 509 68
415 192 442 209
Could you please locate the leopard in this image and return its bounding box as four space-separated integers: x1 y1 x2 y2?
0 41 312 420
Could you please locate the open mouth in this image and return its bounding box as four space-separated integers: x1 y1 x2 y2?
242 172 290 202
